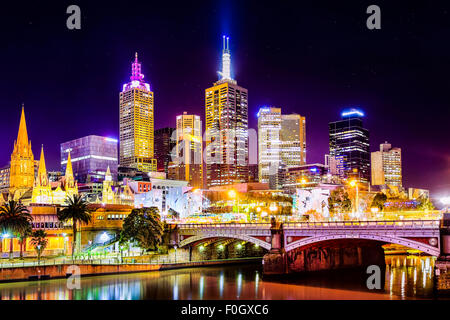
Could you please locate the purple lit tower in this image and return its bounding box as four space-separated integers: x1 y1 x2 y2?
60 135 118 183
119 53 156 172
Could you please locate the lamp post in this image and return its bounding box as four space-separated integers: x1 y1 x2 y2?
62 233 67 256
228 189 239 215
1 233 10 259
349 180 359 218
174 245 177 263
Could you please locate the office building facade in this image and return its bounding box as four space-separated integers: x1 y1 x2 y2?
329 108 370 184
61 135 118 183
205 36 249 188
119 53 156 172
371 141 402 188
170 112 203 188
154 127 175 174
258 107 306 184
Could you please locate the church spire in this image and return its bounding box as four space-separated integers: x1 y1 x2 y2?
16 105 30 149
105 165 112 181
65 151 75 187
36 145 48 186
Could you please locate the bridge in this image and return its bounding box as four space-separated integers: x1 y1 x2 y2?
177 220 441 256
175 219 448 276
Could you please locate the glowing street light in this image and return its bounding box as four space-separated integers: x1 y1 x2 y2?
228 189 239 215
228 189 237 199
349 180 359 216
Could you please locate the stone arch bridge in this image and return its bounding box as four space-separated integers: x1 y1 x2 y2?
174 220 446 275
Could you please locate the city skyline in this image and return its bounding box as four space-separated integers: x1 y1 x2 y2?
0 2 449 196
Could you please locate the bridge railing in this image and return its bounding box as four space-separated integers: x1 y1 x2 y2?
177 223 271 229
283 220 441 229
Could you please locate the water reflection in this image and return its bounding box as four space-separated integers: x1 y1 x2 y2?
385 255 434 298
0 255 438 300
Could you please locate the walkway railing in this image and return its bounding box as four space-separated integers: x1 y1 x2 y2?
177 220 440 229
283 220 441 229
178 223 271 229
0 256 262 269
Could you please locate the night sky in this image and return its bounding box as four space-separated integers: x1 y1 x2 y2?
1 1 449 197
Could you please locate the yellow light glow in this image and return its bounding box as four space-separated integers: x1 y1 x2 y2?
228 189 237 199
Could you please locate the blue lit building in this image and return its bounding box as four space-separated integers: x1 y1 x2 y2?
60 135 118 183
328 108 370 184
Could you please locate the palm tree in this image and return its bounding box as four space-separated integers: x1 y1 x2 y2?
57 195 92 258
0 200 33 259
30 230 48 264
17 225 32 259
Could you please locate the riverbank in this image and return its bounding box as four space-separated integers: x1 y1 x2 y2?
0 257 262 283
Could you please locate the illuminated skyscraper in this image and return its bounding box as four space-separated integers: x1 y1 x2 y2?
205 36 248 188
9 106 35 199
258 107 281 183
329 108 370 184
170 112 203 188
119 53 156 172
371 142 402 188
280 114 306 167
258 107 306 185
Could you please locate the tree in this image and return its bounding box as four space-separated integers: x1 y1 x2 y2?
120 207 164 252
30 230 48 264
416 195 434 211
17 224 32 259
328 188 352 216
57 195 92 258
371 192 388 211
0 200 33 259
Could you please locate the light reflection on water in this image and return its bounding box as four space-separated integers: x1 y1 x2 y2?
0 255 437 300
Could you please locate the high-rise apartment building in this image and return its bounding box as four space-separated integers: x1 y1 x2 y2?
205 36 248 188
371 142 402 188
280 114 306 166
154 127 176 174
329 108 370 184
170 112 203 188
119 53 156 172
257 107 306 184
61 135 118 183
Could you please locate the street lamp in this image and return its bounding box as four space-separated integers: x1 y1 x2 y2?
228 189 239 215
349 180 359 217
174 245 177 263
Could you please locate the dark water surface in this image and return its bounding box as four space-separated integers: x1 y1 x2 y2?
0 255 436 300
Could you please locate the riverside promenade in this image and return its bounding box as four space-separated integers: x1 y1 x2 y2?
0 257 262 282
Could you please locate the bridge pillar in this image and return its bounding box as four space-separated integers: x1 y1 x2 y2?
262 218 287 275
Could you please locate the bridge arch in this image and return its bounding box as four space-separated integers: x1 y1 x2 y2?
285 233 440 256
179 233 272 250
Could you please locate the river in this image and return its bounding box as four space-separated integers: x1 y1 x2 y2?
0 255 436 300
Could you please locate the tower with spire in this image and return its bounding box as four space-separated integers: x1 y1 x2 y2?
119 52 157 173
31 145 52 204
9 106 35 200
31 147 78 205
204 36 249 187
101 166 115 204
